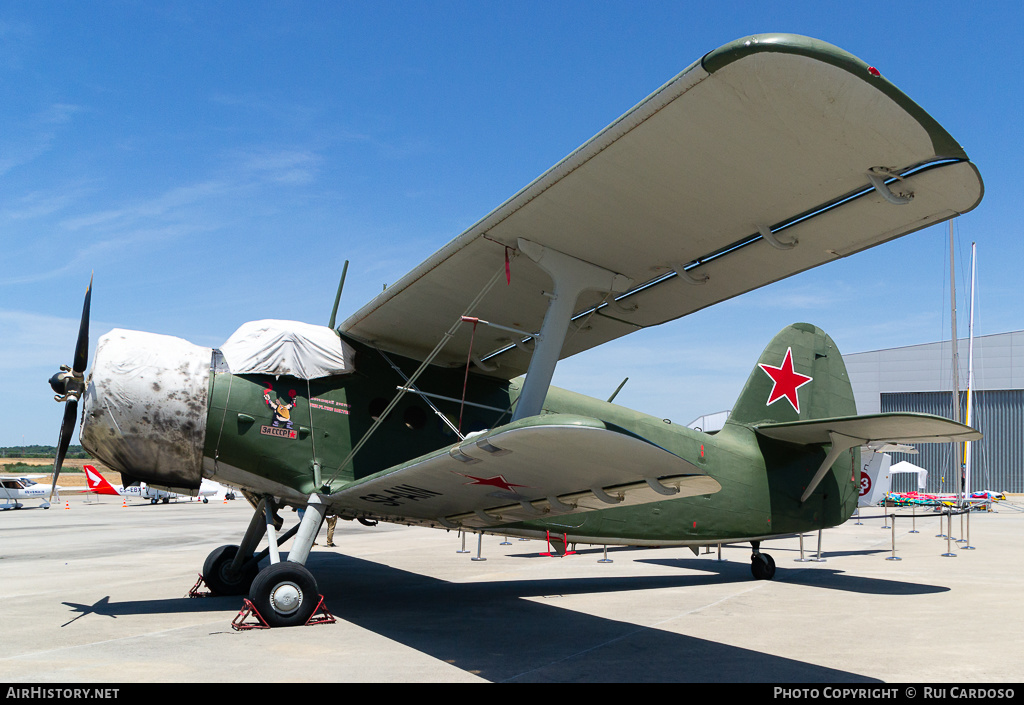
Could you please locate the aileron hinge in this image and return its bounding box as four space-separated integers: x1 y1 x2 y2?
867 167 914 205
757 224 797 250
591 486 624 504
645 477 680 496
671 262 709 284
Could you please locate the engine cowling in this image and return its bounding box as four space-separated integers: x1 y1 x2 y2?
80 329 212 490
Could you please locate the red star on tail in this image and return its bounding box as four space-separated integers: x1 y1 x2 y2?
758 347 812 412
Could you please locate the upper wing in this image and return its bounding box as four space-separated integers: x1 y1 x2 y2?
340 33 983 379
326 414 721 529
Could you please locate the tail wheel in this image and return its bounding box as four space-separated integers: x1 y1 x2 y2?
249 562 319 628
751 552 776 580
202 545 259 596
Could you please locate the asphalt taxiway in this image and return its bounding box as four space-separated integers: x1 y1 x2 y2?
1 495 1022 683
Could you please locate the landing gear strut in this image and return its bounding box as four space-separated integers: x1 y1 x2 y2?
200 495 274 597
205 492 328 627
247 494 327 626
750 541 776 580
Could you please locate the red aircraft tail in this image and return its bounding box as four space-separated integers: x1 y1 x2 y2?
83 465 120 496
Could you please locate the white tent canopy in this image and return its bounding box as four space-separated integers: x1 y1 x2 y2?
890 460 928 490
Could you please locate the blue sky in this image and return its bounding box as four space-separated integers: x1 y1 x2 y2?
2 1 1021 447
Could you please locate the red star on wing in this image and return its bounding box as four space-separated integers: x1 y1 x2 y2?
455 473 528 493
758 347 812 413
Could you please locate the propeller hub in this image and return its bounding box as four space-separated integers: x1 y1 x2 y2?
49 368 85 402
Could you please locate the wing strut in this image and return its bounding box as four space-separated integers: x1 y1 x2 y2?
325 262 508 488
800 431 862 504
379 349 467 440
511 239 632 421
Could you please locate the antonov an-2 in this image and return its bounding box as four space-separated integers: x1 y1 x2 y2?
49 34 983 627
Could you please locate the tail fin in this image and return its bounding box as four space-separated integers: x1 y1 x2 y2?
83 465 120 496
727 322 856 426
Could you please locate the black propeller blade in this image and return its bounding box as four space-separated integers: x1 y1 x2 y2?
51 399 78 500
49 275 92 501
73 275 92 375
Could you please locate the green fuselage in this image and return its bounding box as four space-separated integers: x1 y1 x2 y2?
204 336 859 547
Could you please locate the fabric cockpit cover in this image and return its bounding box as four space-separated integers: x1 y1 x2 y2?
219 319 355 379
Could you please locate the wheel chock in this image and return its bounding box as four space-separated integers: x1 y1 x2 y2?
305 595 336 626
187 574 213 598
540 530 575 557
230 596 336 630
540 530 554 557
231 599 270 630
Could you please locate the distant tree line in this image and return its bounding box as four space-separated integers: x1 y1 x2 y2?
0 445 91 459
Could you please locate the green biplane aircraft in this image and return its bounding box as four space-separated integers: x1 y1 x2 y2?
48 34 983 627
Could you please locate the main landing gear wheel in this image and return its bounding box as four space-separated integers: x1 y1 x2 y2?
248 562 319 628
202 545 259 596
751 552 776 580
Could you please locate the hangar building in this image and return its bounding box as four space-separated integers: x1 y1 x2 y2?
844 330 1024 494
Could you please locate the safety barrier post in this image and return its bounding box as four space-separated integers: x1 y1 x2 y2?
813 529 826 562
795 534 810 562
961 508 975 550
942 510 957 557
471 532 486 561
886 514 901 561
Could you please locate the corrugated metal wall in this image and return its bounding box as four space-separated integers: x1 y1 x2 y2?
881 390 1024 493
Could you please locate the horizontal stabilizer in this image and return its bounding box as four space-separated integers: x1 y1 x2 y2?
755 413 980 504
754 412 981 446
327 415 721 529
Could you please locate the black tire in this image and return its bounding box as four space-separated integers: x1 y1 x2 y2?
202 545 259 596
248 562 319 628
751 552 776 580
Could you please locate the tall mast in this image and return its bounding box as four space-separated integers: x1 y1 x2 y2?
964 242 977 503
950 220 960 424
949 220 962 499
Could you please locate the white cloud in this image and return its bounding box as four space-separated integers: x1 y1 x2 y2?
0 310 82 372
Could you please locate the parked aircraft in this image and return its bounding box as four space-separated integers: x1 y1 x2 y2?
83 465 233 504
1 474 84 509
48 34 984 626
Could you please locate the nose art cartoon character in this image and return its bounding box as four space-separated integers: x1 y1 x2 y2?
264 386 298 429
